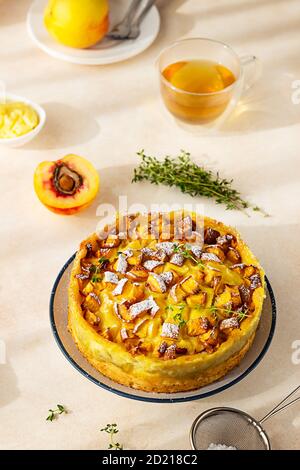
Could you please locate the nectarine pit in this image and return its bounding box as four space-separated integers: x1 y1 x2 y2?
53 163 82 196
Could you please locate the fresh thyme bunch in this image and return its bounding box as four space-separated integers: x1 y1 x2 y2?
132 150 266 215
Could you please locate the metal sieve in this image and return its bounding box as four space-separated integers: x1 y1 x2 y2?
190 385 300 450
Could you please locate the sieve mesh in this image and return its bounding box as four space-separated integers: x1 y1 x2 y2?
191 408 270 450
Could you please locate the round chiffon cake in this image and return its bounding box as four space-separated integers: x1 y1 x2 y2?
68 212 265 393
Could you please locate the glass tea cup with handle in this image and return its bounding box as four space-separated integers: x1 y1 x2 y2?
158 38 260 131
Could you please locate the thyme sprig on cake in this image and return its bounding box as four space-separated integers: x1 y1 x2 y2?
173 243 206 269
132 150 267 215
209 306 250 322
173 311 187 328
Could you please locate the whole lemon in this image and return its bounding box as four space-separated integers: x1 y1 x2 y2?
44 0 109 49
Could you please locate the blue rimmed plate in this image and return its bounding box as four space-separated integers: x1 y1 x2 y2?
50 254 276 403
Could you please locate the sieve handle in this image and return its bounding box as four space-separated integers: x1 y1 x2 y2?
259 385 300 424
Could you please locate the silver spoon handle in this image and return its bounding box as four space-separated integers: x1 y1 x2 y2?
123 0 143 25
260 384 300 424
132 0 156 27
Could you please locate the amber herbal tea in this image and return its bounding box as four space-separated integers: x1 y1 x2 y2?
161 59 236 124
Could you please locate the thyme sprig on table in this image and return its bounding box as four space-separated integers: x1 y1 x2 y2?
101 424 123 450
132 150 267 215
46 404 67 421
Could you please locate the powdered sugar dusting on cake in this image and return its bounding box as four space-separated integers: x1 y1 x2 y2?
154 249 167 261
219 317 240 330
122 248 133 258
160 271 173 285
104 271 118 284
207 443 237 450
156 241 176 256
120 327 129 340
161 322 179 339
186 243 202 258
112 278 128 296
116 254 128 273
129 297 160 319
143 260 163 271
150 273 167 293
170 253 184 266
201 252 222 263
141 247 156 257
164 344 177 359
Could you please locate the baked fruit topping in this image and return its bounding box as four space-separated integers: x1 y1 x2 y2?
68 212 265 392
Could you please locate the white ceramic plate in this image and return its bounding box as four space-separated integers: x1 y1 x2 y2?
0 93 46 148
27 0 160 65
50 255 276 403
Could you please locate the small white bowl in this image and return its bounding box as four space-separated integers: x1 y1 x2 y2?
0 93 46 148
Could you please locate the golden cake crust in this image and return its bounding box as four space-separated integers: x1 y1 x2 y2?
68 212 265 393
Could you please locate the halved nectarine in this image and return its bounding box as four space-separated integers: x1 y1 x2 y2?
34 154 99 215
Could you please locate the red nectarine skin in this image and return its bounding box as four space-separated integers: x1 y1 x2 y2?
44 201 92 215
